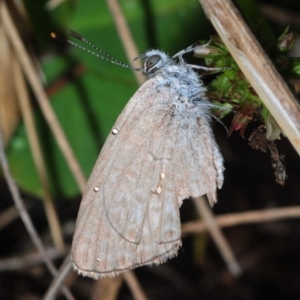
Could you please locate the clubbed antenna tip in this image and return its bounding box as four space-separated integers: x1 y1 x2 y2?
51 30 141 71
68 30 84 41
50 32 67 43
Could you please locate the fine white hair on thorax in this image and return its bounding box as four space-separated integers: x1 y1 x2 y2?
137 49 209 114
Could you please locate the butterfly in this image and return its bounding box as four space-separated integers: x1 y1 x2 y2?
69 33 224 279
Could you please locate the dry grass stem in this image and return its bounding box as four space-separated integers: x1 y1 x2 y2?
106 0 145 85
12 54 65 252
193 197 242 276
0 120 74 299
199 0 300 154
182 205 300 235
123 271 148 300
91 276 124 300
0 247 64 271
43 254 73 300
0 205 28 231
260 3 300 27
1 2 86 193
46 0 66 10
0 25 19 146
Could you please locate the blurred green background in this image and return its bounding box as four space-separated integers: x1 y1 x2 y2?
7 0 217 198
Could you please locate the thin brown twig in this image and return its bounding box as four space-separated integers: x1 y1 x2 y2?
43 254 73 300
1 1 86 193
3 2 82 295
0 124 74 299
193 197 242 276
0 247 64 271
0 21 19 146
199 0 300 154
123 271 148 300
12 52 65 252
44 265 148 299
182 205 300 235
259 3 300 27
106 0 145 85
91 276 124 300
0 205 29 231
46 0 66 10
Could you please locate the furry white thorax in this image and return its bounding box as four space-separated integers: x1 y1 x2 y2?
139 49 212 119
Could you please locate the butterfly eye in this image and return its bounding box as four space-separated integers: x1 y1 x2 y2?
146 55 161 69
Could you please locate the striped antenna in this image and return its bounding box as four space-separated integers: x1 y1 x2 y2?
51 30 141 71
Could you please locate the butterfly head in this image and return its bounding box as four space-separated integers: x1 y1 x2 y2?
134 50 172 78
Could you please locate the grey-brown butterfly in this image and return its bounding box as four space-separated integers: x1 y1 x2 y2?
68 31 224 279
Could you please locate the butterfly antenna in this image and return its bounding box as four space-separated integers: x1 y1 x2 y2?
51 30 140 71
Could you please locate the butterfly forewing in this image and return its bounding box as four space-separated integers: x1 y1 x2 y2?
71 49 224 279
72 79 184 278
